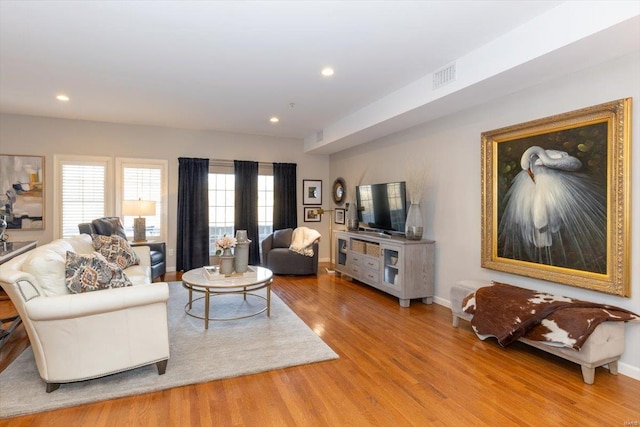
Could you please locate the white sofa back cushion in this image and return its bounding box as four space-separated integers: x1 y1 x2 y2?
22 248 69 296
66 234 96 254
7 234 151 297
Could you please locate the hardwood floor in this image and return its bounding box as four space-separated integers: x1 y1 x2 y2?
1 267 639 426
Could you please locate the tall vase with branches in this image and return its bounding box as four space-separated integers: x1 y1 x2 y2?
405 162 427 240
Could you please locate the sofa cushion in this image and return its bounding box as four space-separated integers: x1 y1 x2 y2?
22 248 69 296
66 233 95 255
124 264 152 285
43 239 74 257
65 251 133 293
92 234 140 269
272 228 293 248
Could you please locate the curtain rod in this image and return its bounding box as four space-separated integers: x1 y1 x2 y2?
209 159 274 168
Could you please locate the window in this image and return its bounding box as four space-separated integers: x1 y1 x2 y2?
116 158 168 241
208 162 274 255
257 175 274 243
55 156 167 241
208 173 235 253
54 155 112 238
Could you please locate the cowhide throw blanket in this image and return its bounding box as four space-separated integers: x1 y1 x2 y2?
462 282 639 350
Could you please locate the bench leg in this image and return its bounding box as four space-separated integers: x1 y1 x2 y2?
581 366 595 385
608 361 619 375
452 315 460 328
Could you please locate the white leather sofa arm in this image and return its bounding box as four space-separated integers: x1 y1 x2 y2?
26 282 169 321
0 270 38 289
132 245 151 266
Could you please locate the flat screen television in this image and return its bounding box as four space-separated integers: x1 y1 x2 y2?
356 181 408 234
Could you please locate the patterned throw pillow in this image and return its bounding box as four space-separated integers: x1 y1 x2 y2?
65 251 133 293
91 234 140 269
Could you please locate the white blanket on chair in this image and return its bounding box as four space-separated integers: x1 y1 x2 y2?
289 227 321 257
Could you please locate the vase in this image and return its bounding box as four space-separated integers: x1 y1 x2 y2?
235 230 249 243
234 241 251 273
346 202 359 231
219 248 235 275
405 203 423 240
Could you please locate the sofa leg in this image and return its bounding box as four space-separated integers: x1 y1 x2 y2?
46 382 60 393
581 366 595 385
608 361 619 375
156 359 168 375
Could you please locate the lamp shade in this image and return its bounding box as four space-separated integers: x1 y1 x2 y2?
122 200 156 217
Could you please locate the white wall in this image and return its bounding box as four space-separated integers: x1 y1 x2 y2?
330 53 640 379
0 115 331 266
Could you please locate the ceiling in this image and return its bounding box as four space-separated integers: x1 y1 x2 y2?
1 1 638 154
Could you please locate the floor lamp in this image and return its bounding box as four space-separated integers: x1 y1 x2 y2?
313 208 335 274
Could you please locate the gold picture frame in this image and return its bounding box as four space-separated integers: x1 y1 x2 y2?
0 154 45 231
481 98 631 296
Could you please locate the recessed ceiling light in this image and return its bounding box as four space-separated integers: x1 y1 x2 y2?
321 67 335 77
269 116 279 123
56 94 70 102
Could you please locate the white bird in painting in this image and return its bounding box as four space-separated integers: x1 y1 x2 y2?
498 146 606 273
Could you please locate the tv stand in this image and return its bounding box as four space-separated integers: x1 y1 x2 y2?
335 231 435 307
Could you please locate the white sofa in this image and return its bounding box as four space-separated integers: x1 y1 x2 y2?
450 280 625 384
0 234 170 392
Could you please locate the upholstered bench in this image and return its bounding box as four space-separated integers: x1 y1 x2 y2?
450 280 625 384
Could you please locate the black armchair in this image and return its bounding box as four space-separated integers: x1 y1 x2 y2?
78 217 166 282
261 228 318 275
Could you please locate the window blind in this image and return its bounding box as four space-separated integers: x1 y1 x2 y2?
61 163 105 238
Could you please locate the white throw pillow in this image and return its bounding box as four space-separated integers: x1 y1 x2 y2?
66 234 95 254
22 248 69 296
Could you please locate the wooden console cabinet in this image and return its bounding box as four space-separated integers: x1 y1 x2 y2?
335 231 435 307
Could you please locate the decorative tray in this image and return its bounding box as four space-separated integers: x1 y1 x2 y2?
203 265 256 280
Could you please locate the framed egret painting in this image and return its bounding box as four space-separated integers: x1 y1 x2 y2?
481 98 631 296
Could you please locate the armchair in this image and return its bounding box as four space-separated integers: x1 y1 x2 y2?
79 217 166 281
262 228 319 275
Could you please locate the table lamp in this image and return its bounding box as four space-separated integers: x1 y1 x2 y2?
122 199 156 242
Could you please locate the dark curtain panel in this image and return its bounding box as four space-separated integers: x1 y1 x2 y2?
177 157 210 271
273 162 298 230
234 160 260 265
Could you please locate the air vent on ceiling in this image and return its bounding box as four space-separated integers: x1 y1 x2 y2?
433 63 456 89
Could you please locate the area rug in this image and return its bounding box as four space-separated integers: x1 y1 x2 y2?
0 282 338 418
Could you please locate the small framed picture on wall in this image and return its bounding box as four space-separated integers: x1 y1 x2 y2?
303 179 322 205
334 208 345 224
304 207 321 222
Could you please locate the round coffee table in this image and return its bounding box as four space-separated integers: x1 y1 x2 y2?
181 266 273 329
